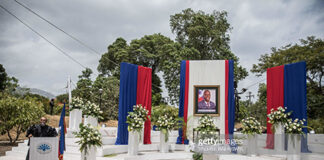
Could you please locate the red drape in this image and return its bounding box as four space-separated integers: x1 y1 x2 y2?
182 60 190 143
136 66 152 144
266 65 284 149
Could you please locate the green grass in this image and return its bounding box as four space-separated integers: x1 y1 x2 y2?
104 153 118 157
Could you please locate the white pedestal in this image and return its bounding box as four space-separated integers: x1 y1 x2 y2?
160 131 169 153
247 134 257 157
287 134 301 160
84 116 98 127
81 146 96 160
128 131 139 156
274 123 285 152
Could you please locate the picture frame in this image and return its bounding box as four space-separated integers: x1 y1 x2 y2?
194 85 220 116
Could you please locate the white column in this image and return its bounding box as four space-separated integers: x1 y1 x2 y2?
275 123 285 153
81 146 96 160
160 131 169 153
247 134 257 157
128 131 139 155
84 116 98 127
68 75 73 129
287 134 301 160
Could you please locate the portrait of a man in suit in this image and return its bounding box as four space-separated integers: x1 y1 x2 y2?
198 90 216 109
194 85 219 115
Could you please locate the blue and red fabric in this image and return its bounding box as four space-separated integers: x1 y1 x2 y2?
266 61 310 152
59 103 67 160
115 62 152 145
176 60 235 146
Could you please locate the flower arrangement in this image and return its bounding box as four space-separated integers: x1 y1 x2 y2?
267 106 291 125
73 123 102 159
284 118 306 134
69 97 84 111
83 101 103 120
194 115 218 135
241 117 262 134
126 104 149 133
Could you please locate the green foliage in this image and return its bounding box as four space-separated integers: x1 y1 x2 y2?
0 64 7 91
126 105 149 132
73 123 102 155
23 93 51 114
73 68 93 102
251 36 324 120
241 117 262 135
56 93 68 103
151 105 179 126
0 95 45 143
308 118 324 133
192 152 203 160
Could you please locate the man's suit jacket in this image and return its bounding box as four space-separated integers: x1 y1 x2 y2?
198 100 216 109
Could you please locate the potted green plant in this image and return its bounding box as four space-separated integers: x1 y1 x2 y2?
241 117 262 156
73 123 102 160
69 97 84 131
267 106 291 151
151 105 182 153
126 104 149 155
83 101 103 127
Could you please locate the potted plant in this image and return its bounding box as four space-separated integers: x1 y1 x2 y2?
73 123 102 160
267 106 291 151
194 115 219 137
241 117 262 156
284 118 306 160
151 105 182 153
69 97 84 131
126 104 149 155
83 101 103 127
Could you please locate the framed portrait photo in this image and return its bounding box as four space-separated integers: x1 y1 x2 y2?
194 85 220 116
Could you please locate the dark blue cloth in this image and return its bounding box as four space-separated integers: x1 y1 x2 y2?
115 62 138 145
176 60 186 144
284 61 310 152
59 103 66 154
228 60 237 153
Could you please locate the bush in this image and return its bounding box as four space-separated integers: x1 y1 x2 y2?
308 118 324 133
192 152 203 160
151 105 179 127
0 95 45 143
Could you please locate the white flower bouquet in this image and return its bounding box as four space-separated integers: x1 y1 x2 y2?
267 106 291 125
284 118 306 134
241 117 262 134
194 114 218 135
126 104 149 133
69 97 85 111
73 123 102 159
83 101 103 120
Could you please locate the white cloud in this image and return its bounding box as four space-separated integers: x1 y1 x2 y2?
0 0 323 99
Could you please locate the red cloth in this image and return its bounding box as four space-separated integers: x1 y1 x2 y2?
136 66 152 144
266 65 284 149
182 60 190 143
225 60 229 139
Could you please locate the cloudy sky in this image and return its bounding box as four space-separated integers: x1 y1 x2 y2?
0 0 323 101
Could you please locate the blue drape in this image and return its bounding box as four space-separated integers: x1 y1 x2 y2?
284 61 310 152
228 60 237 153
176 60 186 144
115 62 138 145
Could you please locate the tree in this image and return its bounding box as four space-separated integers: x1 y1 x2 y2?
251 36 324 119
0 64 7 91
73 68 93 102
0 95 45 143
91 76 119 121
170 8 248 82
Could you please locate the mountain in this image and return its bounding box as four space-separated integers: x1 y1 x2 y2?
15 87 55 99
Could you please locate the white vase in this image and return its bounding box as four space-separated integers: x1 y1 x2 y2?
84 115 98 127
128 131 139 156
159 131 169 153
287 134 301 160
247 134 257 156
81 146 96 160
274 123 285 152
74 109 83 130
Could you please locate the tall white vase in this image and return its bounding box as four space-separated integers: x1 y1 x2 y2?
160 131 169 153
84 115 98 127
81 146 96 160
287 134 301 160
128 131 139 155
274 123 285 152
247 134 257 156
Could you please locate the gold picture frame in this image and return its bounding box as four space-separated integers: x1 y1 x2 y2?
193 85 220 116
